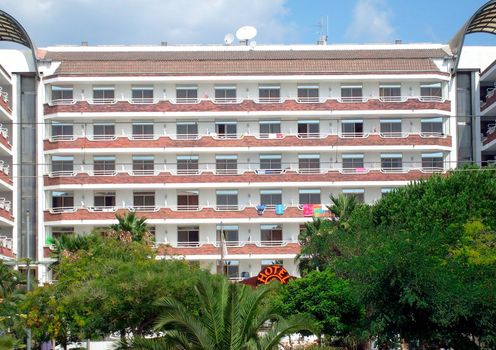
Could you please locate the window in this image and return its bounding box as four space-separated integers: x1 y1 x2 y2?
216 155 237 175
217 225 239 246
216 190 238 210
421 118 443 136
260 190 282 208
422 152 444 171
51 86 73 104
381 188 393 197
177 190 199 210
299 189 321 205
132 155 154 175
93 191 116 208
131 86 153 103
261 259 283 270
420 82 442 101
343 189 365 203
215 85 237 103
217 260 240 279
51 156 74 175
258 85 280 102
176 122 198 140
93 156 115 175
177 226 200 247
215 121 237 139
177 156 199 175
341 120 364 137
380 119 402 137
341 85 363 102
133 191 155 210
259 120 281 137
92 86 115 103
297 85 319 102
381 154 403 172
298 154 320 173
260 224 283 245
93 123 115 140
176 85 198 103
132 122 154 139
297 120 320 138
379 84 401 102
342 154 365 172
51 122 73 141
50 227 74 239
52 192 74 210
259 154 282 174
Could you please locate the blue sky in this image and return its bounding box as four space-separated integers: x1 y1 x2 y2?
0 0 492 47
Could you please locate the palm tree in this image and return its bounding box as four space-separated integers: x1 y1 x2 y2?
328 194 358 225
110 212 150 242
127 274 317 350
49 233 98 270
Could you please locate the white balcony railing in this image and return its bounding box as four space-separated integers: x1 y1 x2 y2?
0 197 11 212
0 236 13 250
0 160 9 176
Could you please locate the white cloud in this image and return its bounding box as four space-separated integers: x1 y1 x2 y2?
346 0 396 43
0 0 294 46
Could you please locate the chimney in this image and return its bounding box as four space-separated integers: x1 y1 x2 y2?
395 39 402 44
161 41 168 46
81 41 89 46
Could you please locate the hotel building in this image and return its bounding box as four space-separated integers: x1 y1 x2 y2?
32 43 458 281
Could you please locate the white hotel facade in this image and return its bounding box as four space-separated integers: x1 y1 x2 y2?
1 41 494 283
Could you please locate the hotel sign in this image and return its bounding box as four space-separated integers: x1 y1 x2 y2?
256 265 291 285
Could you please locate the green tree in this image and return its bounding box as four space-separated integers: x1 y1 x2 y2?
0 261 25 347
273 268 366 348
129 274 317 350
24 233 202 347
110 212 152 242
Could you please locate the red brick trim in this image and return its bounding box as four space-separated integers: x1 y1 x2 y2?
0 245 14 258
482 92 496 112
44 206 322 222
44 134 452 151
483 130 496 146
0 207 14 222
0 98 11 114
157 242 301 256
44 170 432 187
44 98 451 114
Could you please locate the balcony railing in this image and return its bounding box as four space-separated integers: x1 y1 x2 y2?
44 164 446 179
0 160 9 176
0 197 12 212
0 236 13 250
45 95 449 108
46 131 450 144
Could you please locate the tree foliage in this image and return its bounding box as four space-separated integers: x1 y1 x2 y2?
127 274 317 350
24 229 202 346
298 167 496 348
272 268 365 347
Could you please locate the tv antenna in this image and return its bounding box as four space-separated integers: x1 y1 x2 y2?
224 33 234 46
236 25 257 45
317 16 328 45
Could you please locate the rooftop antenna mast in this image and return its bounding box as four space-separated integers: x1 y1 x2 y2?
317 16 328 45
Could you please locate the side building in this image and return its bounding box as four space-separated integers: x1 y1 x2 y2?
36 44 457 282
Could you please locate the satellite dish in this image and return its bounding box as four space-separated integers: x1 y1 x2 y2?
224 33 234 45
236 26 257 41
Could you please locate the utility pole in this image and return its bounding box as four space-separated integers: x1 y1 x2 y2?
26 209 32 350
219 221 225 276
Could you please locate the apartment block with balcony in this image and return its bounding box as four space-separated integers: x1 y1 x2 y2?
36 43 458 281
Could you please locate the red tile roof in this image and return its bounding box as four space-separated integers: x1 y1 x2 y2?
44 48 450 76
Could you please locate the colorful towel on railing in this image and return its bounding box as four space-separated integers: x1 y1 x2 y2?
303 204 328 217
275 204 285 215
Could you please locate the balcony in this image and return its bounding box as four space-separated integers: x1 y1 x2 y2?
44 132 452 151
482 88 496 113
43 168 436 188
157 240 301 257
43 205 320 222
0 88 11 118
0 197 13 223
43 96 451 115
0 236 14 258
482 123 496 148
0 124 11 151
